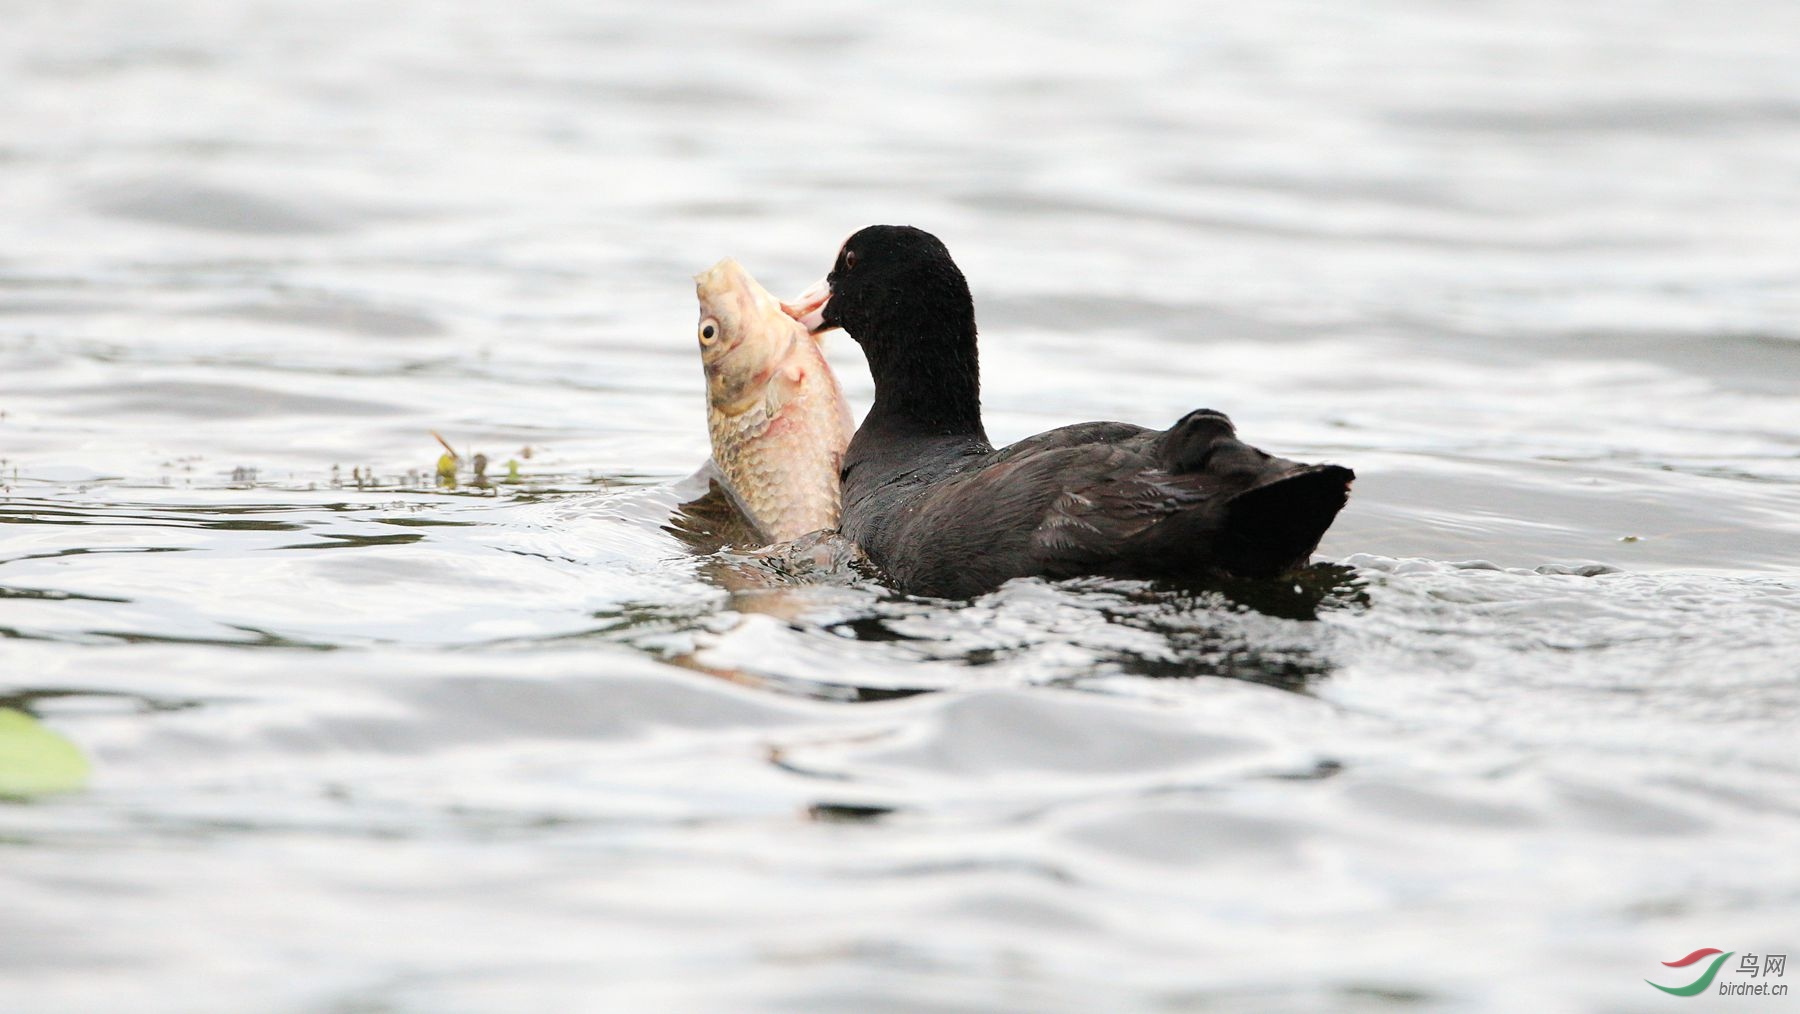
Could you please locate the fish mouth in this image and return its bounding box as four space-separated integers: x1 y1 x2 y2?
781 276 834 335
696 256 753 299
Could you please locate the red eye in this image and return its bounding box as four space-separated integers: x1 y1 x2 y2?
844 249 857 270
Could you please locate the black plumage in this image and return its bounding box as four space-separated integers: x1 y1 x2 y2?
801 225 1352 599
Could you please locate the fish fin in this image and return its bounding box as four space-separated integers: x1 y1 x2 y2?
762 362 805 413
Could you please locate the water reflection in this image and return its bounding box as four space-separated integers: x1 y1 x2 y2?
0 687 205 715
2 499 308 532
663 473 1363 694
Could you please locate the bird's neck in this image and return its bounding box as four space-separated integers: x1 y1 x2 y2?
858 318 988 441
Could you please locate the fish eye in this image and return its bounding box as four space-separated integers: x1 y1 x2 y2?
699 319 719 344
844 249 857 270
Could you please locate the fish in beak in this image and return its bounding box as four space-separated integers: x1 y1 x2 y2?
694 258 855 545
781 277 834 335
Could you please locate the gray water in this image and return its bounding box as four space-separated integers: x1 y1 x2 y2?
4 2 1800 1011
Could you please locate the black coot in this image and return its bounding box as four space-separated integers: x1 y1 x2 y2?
785 225 1353 599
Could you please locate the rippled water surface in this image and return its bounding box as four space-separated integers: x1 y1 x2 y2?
5 2 1800 1010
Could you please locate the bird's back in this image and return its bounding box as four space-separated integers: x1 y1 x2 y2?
839 410 1351 598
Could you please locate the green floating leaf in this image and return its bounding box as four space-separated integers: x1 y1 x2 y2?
0 708 91 799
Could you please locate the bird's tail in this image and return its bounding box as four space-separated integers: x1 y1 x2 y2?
1213 464 1354 577
1150 409 1354 578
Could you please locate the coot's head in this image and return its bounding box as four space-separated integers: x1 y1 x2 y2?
784 225 974 348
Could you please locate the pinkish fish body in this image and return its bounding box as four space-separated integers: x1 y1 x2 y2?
694 257 855 545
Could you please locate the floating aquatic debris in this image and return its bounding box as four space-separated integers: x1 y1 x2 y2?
432 431 459 489
0 708 90 800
